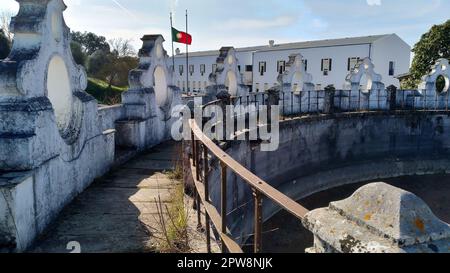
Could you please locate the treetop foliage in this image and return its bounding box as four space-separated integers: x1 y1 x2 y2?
405 20 450 89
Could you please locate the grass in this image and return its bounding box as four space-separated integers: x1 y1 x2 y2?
154 144 191 253
155 182 191 253
85 78 127 105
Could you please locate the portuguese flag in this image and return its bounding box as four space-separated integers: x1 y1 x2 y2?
172 27 192 45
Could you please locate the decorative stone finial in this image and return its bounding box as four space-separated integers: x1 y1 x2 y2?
278 53 314 93
345 57 384 94
419 58 450 94
0 0 92 171
1 0 86 99
207 47 248 98
126 34 176 115
303 183 450 253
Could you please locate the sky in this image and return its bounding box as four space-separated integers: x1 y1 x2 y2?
1 0 449 53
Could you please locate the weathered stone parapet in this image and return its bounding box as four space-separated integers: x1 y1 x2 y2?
416 58 450 109
342 58 387 111
119 34 181 151
303 183 450 253
207 47 249 100
277 53 317 115
0 1 182 252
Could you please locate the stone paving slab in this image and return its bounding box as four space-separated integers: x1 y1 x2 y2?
30 142 181 253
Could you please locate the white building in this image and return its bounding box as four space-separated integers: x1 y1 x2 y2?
169 34 411 93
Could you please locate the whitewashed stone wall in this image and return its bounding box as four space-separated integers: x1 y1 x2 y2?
0 0 180 252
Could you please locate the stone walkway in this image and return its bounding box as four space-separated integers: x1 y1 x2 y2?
31 141 182 253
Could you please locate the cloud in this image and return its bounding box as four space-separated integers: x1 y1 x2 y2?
366 0 382 6
111 0 137 19
217 15 298 31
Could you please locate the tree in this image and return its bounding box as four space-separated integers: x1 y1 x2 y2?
71 31 110 55
0 29 11 59
88 50 138 88
404 20 450 89
70 41 87 66
109 38 136 57
0 10 13 42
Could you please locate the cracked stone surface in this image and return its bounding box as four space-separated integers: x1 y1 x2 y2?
30 142 180 253
303 182 450 253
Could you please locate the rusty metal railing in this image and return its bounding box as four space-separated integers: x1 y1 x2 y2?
188 119 310 253
188 87 450 253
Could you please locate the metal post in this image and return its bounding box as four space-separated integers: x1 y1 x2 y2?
253 189 263 253
308 90 311 112
196 190 202 230
195 140 200 181
191 131 196 167
220 163 228 253
203 145 211 253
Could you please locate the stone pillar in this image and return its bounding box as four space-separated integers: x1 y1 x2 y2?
386 85 397 111
216 90 231 141
323 85 336 114
119 35 181 151
206 47 249 100
303 183 450 253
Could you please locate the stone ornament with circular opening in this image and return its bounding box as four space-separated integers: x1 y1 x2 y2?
47 55 73 132
420 59 450 94
207 47 248 98
278 53 315 94
345 58 384 95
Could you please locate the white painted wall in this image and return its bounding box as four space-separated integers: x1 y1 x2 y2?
170 51 254 92
371 34 411 87
253 44 371 91
169 34 411 92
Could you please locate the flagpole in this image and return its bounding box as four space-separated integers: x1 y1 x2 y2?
170 12 175 73
186 9 189 94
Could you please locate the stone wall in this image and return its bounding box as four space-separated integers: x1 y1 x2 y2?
0 0 180 252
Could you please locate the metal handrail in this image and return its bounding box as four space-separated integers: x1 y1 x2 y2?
188 118 310 253
188 87 450 253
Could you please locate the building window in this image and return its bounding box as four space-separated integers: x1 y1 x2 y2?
182 81 185 92
321 58 332 76
212 64 217 73
259 62 267 76
200 64 206 76
303 60 308 71
245 65 253 72
277 60 286 74
189 65 194 76
255 83 260 92
238 65 241 72
179 65 184 76
389 61 395 76
348 57 359 72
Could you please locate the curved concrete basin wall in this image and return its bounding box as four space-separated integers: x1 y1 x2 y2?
207 112 450 244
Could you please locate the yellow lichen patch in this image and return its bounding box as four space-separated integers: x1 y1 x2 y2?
414 218 426 233
364 213 372 221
